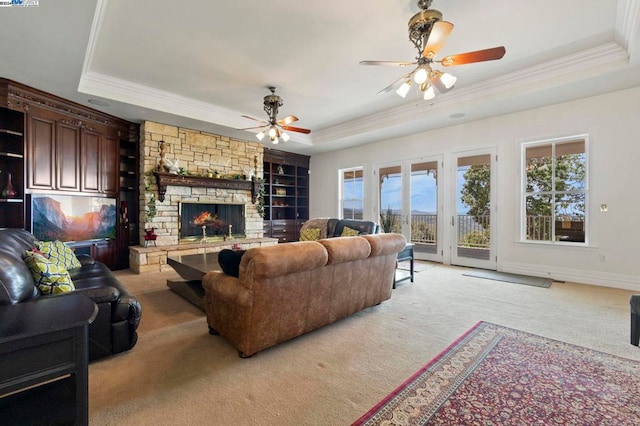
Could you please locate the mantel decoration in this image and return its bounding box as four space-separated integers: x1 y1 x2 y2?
153 172 260 203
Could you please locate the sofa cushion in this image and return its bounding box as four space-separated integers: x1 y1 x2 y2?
300 227 321 241
0 229 40 305
36 240 82 270
243 241 328 279
218 249 246 278
340 226 360 237
23 250 75 295
318 236 371 264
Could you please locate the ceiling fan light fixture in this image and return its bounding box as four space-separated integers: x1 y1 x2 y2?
440 72 457 89
413 67 429 84
268 126 278 138
423 85 436 100
281 131 290 142
256 131 265 141
396 80 412 98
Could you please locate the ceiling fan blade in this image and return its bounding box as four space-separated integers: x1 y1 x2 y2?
236 125 266 131
241 114 267 124
281 125 311 134
377 71 413 95
422 21 454 59
277 115 299 126
439 46 506 66
360 60 417 67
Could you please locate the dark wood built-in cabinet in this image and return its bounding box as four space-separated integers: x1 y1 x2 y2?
262 149 310 242
0 106 25 229
0 78 139 269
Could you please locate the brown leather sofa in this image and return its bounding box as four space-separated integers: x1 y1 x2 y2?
0 228 142 360
202 233 406 357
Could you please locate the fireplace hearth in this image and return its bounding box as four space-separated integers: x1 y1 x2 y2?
179 202 245 241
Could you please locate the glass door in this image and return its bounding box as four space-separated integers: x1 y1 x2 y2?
451 150 497 269
377 157 443 262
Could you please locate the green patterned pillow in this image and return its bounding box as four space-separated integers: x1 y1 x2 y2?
341 226 360 237
36 240 82 270
300 227 321 241
23 250 75 295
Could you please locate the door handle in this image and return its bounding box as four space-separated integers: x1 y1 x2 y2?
451 216 455 226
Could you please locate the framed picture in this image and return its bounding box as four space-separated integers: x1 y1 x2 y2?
31 194 117 242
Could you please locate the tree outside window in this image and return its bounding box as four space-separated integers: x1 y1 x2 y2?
523 138 587 243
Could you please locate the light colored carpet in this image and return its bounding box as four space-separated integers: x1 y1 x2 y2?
89 265 640 425
397 260 437 272
462 269 553 288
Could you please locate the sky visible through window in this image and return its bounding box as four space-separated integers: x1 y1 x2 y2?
343 169 473 216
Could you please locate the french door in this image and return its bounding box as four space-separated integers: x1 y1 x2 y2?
451 149 497 269
377 157 443 262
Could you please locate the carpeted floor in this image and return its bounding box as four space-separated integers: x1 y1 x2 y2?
462 269 553 288
353 321 640 425
88 266 640 425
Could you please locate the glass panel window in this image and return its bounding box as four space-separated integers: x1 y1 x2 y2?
523 137 587 243
340 167 364 220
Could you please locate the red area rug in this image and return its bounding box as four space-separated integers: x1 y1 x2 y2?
353 321 640 425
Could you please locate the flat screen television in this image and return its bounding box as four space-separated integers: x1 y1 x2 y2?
31 194 117 242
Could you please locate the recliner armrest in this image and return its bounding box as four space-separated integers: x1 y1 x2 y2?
73 285 120 304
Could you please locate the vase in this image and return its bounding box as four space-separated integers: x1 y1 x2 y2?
2 171 17 198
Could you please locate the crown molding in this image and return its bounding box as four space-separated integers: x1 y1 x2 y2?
617 0 640 65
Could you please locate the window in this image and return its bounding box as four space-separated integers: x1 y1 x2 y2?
522 136 587 243
340 167 364 219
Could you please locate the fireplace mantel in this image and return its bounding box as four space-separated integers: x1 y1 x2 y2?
154 172 259 203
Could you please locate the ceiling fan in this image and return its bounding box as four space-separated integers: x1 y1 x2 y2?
238 87 311 144
361 0 506 100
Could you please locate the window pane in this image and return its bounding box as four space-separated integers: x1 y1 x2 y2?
526 145 552 192
554 193 585 242
340 168 364 220
525 194 552 241
555 141 585 192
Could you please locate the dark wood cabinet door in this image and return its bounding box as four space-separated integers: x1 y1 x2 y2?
56 123 80 191
91 240 114 267
28 115 55 189
81 129 100 192
101 135 118 194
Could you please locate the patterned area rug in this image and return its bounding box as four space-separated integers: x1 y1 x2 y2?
353 321 640 425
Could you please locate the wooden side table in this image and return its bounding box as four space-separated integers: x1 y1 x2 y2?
0 294 97 425
394 243 414 289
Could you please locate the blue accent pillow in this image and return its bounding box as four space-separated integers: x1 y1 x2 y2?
218 249 246 278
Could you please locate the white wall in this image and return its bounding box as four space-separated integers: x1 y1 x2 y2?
309 86 640 290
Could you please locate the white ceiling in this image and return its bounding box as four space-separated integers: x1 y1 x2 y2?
1 0 640 155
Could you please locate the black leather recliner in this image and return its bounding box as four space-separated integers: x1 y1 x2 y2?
0 228 142 360
327 218 380 237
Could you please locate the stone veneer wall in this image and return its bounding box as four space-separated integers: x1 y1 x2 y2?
140 121 264 246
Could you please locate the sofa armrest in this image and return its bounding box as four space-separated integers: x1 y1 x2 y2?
203 272 253 308
73 285 120 304
114 293 142 327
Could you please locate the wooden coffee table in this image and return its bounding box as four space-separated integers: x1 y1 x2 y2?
167 253 222 310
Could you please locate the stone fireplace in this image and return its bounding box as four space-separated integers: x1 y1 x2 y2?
139 121 264 246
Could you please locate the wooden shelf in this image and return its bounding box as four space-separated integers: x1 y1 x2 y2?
154 172 259 203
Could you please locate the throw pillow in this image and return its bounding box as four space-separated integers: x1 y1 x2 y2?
341 226 360 237
36 240 82 270
218 249 246 278
300 227 321 241
23 250 75 295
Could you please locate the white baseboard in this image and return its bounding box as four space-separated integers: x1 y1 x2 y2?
500 261 640 292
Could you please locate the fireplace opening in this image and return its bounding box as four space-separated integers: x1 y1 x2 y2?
179 202 245 241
